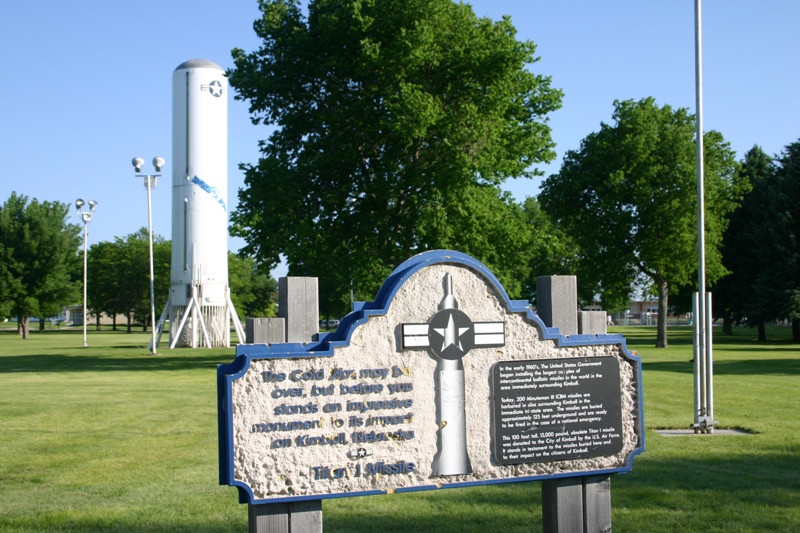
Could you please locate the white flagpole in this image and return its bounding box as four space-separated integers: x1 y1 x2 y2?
693 0 716 433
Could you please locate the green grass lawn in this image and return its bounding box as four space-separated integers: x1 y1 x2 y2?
0 325 797 532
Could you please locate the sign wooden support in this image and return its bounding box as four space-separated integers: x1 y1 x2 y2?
541 475 611 533
247 277 323 533
537 276 612 533
249 500 322 533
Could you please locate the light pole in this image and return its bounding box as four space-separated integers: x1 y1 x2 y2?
75 199 97 348
132 156 165 355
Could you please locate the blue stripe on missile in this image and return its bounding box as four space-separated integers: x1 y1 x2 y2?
190 175 227 213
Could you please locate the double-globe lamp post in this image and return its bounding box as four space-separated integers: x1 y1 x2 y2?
75 199 97 348
132 156 165 355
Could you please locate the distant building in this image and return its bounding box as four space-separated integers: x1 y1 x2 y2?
582 300 693 326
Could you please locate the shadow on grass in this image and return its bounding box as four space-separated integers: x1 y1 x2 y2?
618 448 800 494
321 449 800 533
642 358 800 375
719 344 800 352
0 328 148 336
614 326 797 346
0 518 246 533
324 482 540 533
0 353 234 373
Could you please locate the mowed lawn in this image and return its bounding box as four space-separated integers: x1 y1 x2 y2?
0 325 798 532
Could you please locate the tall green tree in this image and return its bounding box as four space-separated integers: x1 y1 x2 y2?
228 252 278 318
519 197 581 305
714 146 771 338
87 240 126 330
539 98 743 347
145 236 171 330
756 140 800 341
229 0 562 306
87 229 170 332
0 192 81 338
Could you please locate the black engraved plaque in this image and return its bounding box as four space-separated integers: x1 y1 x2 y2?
492 357 624 464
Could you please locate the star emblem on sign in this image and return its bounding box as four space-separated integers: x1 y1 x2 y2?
402 301 505 359
429 309 474 360
347 448 372 460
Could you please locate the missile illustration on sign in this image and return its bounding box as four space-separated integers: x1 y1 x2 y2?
152 59 245 348
402 274 505 476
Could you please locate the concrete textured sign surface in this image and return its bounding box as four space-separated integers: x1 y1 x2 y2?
217 250 644 504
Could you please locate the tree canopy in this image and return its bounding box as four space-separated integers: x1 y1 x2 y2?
519 196 580 304
87 229 170 332
88 236 277 331
228 251 278 318
714 146 771 338
228 0 562 312
746 140 800 340
0 192 81 338
539 98 743 347
715 140 800 342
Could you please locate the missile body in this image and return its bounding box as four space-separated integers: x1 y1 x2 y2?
167 59 238 347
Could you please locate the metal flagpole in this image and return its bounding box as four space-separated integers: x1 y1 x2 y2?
692 0 716 433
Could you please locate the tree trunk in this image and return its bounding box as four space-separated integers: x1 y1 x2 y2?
112 315 117 331
39 318 45 331
757 321 767 342
96 313 101 331
792 318 799 343
126 313 132 333
722 311 733 336
655 276 668 348
20 316 30 339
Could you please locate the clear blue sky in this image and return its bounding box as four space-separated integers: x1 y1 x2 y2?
2 1 798 279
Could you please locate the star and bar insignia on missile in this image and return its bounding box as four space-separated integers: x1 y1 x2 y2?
201 80 224 97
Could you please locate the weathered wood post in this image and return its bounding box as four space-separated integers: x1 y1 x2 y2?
247 277 323 533
279 277 319 343
248 500 322 533
538 275 612 533
245 318 285 344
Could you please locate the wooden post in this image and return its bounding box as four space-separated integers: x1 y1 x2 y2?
536 275 578 335
245 317 286 344
248 502 288 533
279 277 319 342
248 500 322 533
542 477 583 533
537 276 613 533
582 475 612 533
577 317 612 532
248 279 323 532
541 475 612 533
578 311 607 335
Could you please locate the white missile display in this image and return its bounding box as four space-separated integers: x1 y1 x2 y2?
154 59 244 348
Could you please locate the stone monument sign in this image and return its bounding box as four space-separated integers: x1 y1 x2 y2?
217 250 644 504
